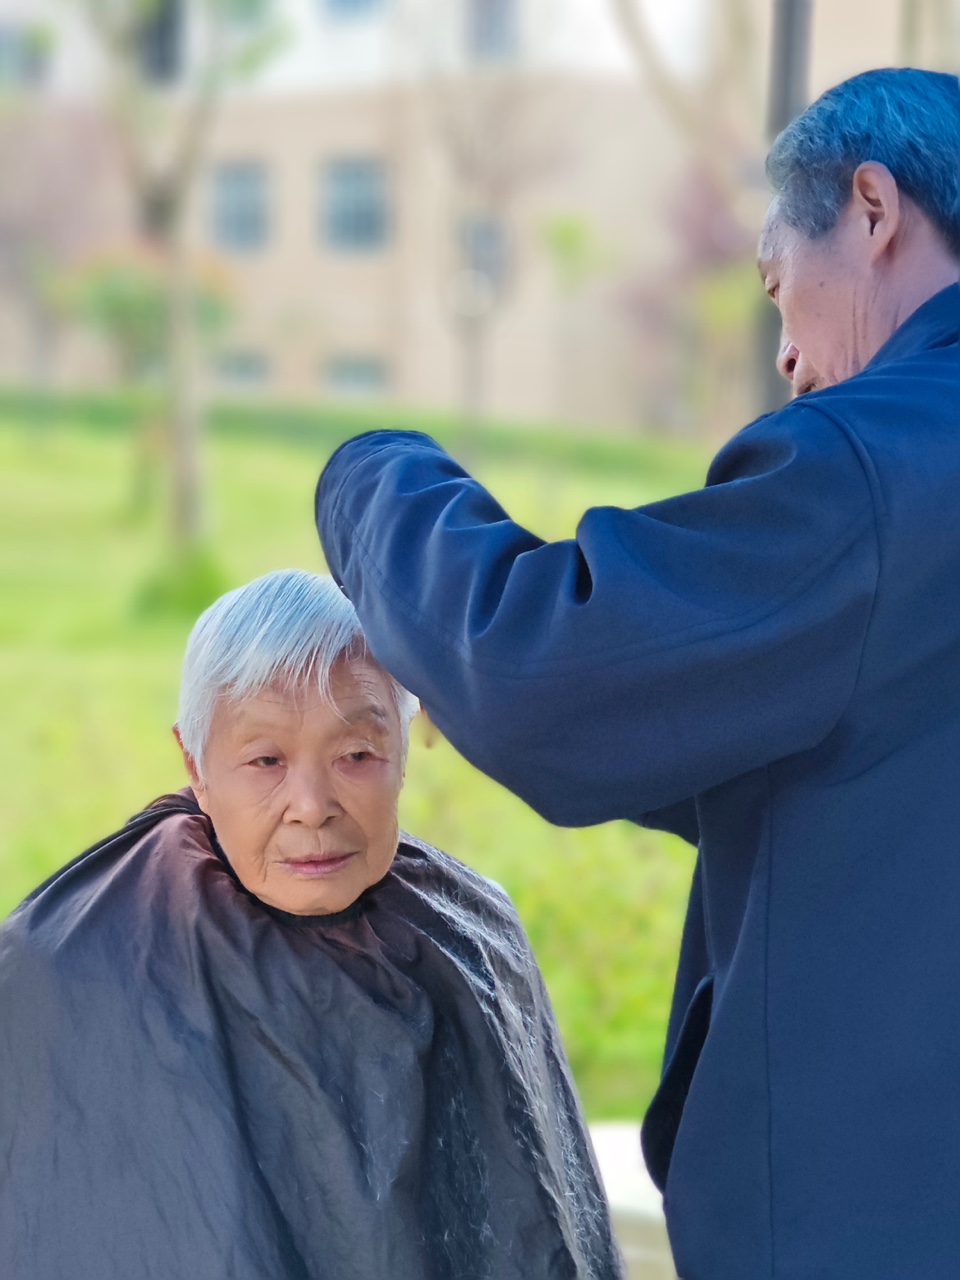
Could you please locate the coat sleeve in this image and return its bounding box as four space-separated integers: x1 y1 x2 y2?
315 405 879 826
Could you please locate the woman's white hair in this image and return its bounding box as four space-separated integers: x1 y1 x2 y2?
177 569 418 768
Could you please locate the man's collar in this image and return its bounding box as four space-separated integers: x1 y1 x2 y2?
866 282 960 372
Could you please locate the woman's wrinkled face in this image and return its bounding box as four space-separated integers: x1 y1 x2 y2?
183 659 405 916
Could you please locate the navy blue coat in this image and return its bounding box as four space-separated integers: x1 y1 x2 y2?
316 284 960 1279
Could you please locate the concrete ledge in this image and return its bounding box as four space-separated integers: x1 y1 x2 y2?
589 1122 678 1280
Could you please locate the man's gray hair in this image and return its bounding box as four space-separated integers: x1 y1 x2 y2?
766 68 960 258
177 569 418 766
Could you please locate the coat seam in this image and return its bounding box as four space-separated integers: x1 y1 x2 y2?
801 405 885 729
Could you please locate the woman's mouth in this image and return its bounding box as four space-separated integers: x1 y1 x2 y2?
281 852 358 878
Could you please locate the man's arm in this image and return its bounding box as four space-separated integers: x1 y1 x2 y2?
316 406 878 826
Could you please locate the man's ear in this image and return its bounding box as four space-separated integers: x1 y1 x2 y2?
850 161 901 258
172 726 206 803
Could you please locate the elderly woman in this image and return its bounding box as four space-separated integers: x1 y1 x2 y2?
0 570 622 1280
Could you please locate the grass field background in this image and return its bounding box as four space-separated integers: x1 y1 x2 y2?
0 404 710 1118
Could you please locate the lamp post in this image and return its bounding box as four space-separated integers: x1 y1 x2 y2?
768 0 814 137
759 0 814 412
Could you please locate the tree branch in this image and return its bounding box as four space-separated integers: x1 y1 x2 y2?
609 0 764 230
607 0 700 138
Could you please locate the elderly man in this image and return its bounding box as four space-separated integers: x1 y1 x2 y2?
0 570 623 1280
315 68 960 1279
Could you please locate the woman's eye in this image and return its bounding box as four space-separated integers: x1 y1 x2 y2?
251 756 280 768
346 750 372 764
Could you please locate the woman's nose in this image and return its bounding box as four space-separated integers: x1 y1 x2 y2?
283 765 342 826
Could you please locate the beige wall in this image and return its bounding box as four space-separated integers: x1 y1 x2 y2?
188 76 687 428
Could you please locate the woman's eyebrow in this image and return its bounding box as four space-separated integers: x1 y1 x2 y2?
341 702 390 729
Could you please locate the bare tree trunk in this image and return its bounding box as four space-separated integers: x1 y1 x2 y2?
128 393 164 521
22 290 54 423
166 225 206 550
608 0 700 136
27 303 52 393
608 0 762 212
458 313 488 455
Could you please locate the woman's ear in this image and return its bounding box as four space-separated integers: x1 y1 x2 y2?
173 727 206 803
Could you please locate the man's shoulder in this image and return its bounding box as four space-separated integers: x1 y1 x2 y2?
706 395 868 491
795 350 960 488
711 342 960 488
718 338 958 446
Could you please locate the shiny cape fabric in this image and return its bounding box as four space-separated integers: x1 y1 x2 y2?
0 791 623 1280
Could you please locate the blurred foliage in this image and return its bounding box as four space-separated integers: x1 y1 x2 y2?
695 258 763 334
134 543 231 618
0 387 711 490
0 22 54 91
541 215 612 296
0 405 708 1118
63 245 234 382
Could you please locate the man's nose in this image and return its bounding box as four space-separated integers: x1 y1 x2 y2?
776 340 800 383
283 764 341 826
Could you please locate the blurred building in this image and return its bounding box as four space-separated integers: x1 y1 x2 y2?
187 68 681 430
0 0 945 434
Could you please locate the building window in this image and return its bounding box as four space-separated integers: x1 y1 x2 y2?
322 159 389 252
324 0 384 18
212 162 269 252
216 350 270 387
460 214 510 292
0 24 50 88
466 0 518 62
135 0 183 84
326 356 389 398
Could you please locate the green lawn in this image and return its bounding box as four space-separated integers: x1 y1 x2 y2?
0 406 709 1118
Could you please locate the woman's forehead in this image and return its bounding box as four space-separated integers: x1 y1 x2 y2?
213 661 397 738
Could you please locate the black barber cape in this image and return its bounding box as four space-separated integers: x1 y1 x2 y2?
0 790 623 1280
